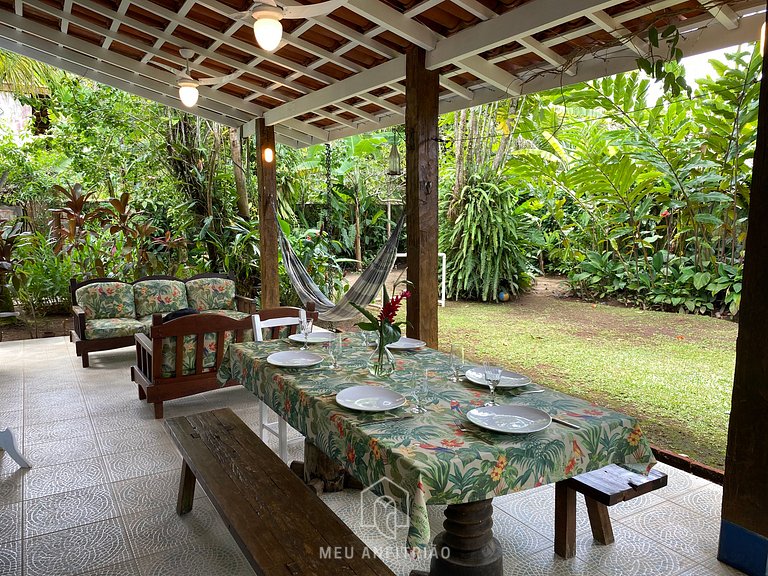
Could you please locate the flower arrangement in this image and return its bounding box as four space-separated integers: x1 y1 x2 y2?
353 286 410 376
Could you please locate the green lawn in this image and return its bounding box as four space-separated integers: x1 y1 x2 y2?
435 295 737 468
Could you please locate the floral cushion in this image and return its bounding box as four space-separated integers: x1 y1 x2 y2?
133 280 188 317
199 309 249 320
160 330 253 378
85 318 144 340
185 278 236 312
75 282 135 320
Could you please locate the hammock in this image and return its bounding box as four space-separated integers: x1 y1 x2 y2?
278 214 405 323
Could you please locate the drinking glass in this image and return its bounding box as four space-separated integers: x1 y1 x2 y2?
484 362 502 406
449 344 464 382
300 317 314 350
327 336 342 369
410 370 430 414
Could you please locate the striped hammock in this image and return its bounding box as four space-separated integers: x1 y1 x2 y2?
278 215 405 323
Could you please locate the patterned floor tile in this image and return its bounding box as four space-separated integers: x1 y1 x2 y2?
652 462 711 499
0 501 21 543
493 509 554 558
103 446 181 483
24 403 90 425
0 410 22 429
505 548 605 576
90 410 162 434
23 457 109 500
23 436 101 468
80 558 142 576
577 522 697 576
136 539 256 576
124 498 228 558
670 483 723 519
495 485 591 541
0 471 24 504
24 517 131 576
0 538 21 576
618 502 721 562
24 483 119 538
97 427 173 456
678 557 747 576
23 416 94 446
110 470 203 517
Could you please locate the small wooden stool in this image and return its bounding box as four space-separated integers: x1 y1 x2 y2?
555 464 667 558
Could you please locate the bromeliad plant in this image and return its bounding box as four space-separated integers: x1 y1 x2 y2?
353 286 410 376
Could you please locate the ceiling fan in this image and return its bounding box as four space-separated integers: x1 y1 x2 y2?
230 0 346 52
166 49 241 107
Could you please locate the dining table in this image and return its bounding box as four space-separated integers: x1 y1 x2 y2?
217 334 656 576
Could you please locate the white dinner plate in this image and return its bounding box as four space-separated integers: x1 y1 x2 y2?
335 385 406 412
267 350 324 368
386 337 427 350
288 332 338 344
465 367 532 389
466 406 551 434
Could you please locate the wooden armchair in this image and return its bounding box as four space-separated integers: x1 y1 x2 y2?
131 312 253 419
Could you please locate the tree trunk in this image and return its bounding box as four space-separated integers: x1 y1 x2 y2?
229 128 249 219
354 187 362 272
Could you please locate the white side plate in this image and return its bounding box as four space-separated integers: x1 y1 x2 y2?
267 350 324 368
386 337 427 350
466 406 551 434
335 385 406 412
288 332 337 344
465 367 532 389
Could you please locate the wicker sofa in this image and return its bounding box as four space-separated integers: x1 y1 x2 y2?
70 273 256 367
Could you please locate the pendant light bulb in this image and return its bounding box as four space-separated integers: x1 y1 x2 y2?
253 11 283 52
178 81 199 107
386 134 401 176
263 146 274 164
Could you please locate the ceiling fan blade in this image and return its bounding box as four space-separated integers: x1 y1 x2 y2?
227 10 253 20
196 71 242 86
151 62 180 75
282 0 345 19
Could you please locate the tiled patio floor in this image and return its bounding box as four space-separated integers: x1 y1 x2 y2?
0 337 744 576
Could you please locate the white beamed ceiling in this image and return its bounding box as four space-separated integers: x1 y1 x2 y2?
0 0 763 147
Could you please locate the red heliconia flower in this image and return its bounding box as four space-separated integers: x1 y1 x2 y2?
660 209 670 218
379 289 410 324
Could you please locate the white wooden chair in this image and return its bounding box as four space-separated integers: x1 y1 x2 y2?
0 428 30 468
251 306 326 462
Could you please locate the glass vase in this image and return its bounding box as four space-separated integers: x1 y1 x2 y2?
367 341 396 377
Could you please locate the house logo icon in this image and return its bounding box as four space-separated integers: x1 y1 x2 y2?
360 478 410 539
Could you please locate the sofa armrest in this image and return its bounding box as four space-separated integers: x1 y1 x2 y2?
72 305 87 340
235 294 257 314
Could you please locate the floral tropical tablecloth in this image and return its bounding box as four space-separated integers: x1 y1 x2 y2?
218 336 656 549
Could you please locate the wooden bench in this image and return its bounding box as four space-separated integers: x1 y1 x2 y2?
165 408 396 576
554 464 668 558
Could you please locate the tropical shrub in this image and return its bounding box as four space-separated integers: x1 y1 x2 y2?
441 172 541 301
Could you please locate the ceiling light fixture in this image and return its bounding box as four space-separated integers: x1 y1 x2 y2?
252 7 284 52
178 80 199 107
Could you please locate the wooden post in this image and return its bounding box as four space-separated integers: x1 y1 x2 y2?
256 118 279 309
405 46 439 349
719 10 768 575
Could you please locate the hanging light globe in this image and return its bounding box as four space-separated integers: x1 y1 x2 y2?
253 10 283 52
387 141 401 176
178 81 199 107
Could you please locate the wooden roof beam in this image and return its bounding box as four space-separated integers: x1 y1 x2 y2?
699 0 740 30
588 10 648 56
345 0 438 50
101 0 131 51
458 56 522 94
140 0 196 64
427 0 626 68
61 0 72 33
518 36 576 76
0 22 244 126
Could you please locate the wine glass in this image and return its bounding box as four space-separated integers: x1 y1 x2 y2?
449 344 464 382
300 317 314 350
484 362 502 406
409 370 430 414
327 336 342 369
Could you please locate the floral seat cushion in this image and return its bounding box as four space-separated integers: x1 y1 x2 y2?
85 318 145 340
134 280 188 317
75 282 135 320
160 328 253 377
186 278 236 312
199 309 249 320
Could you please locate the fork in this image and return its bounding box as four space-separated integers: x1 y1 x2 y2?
455 423 494 444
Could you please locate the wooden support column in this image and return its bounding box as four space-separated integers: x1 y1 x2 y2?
256 118 279 309
405 46 439 349
719 9 768 575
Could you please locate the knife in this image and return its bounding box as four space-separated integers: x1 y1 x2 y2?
551 417 581 430
356 415 415 425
